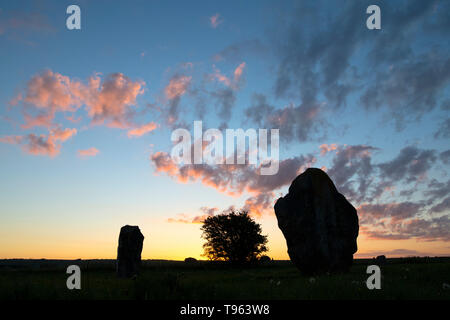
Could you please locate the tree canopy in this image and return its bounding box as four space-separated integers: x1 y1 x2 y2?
200 211 268 263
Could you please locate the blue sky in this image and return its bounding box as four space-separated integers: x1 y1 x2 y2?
0 0 449 259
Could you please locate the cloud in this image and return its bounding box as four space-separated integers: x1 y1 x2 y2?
425 179 450 202
434 118 450 139
206 63 247 123
213 39 268 63
363 215 450 242
165 75 191 100
211 88 235 123
151 151 179 176
326 145 378 203
78 147 99 157
167 207 219 224
267 0 450 132
163 75 192 125
0 127 77 157
0 10 54 37
151 151 315 197
233 62 246 83
209 13 223 29
242 193 275 217
151 149 316 218
210 62 246 90
430 196 450 214
378 146 437 184
245 95 327 142
319 143 338 156
127 122 158 138
361 50 450 129
12 70 146 129
17 70 82 120
82 73 146 128
0 135 23 144
23 133 60 156
358 201 425 224
440 150 450 164
21 112 53 129
272 1 366 107
356 248 433 258
50 127 77 142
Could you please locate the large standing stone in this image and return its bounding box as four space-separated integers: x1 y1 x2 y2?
274 168 359 275
117 225 144 278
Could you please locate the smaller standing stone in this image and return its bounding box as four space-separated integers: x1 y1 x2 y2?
117 225 144 278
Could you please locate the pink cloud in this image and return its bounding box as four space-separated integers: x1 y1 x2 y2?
209 13 222 28
242 193 275 217
167 207 219 224
127 122 158 138
65 115 82 123
151 151 179 176
319 143 338 156
151 151 315 197
164 75 191 100
21 112 53 129
233 62 246 82
0 127 77 157
0 135 23 144
24 133 60 157
81 73 146 128
78 147 99 157
21 70 81 113
210 62 246 90
50 127 77 142
12 70 146 129
151 150 316 217
0 11 54 36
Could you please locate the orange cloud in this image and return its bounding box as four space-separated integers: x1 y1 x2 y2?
242 193 275 217
167 213 211 224
50 127 77 142
164 75 191 100
151 151 315 197
151 151 179 176
151 150 317 218
127 122 158 138
211 62 246 90
78 147 99 157
319 143 338 156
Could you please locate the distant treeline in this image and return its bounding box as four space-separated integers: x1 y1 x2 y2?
1 256 449 271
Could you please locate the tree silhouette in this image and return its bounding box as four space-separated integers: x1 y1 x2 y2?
200 211 268 263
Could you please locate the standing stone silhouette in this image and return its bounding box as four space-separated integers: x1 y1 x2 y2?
274 168 359 275
117 225 144 278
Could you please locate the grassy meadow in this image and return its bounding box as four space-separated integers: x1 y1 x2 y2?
0 258 449 300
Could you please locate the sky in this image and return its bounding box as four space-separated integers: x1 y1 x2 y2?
0 0 449 260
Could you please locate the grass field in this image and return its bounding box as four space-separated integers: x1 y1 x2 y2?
1 258 449 300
